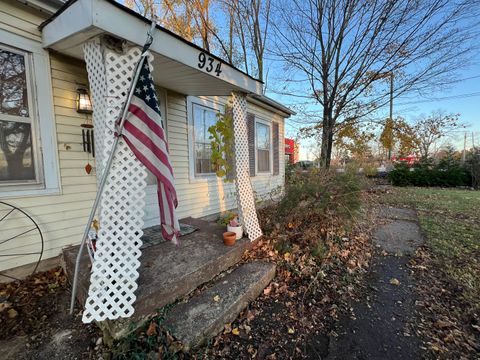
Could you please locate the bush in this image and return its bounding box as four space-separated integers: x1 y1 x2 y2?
363 163 378 178
258 167 363 261
389 151 471 187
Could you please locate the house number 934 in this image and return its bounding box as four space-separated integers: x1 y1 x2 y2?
198 52 222 76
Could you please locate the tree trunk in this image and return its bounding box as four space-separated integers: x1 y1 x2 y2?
320 107 334 168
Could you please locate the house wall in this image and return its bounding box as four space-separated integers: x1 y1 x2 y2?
0 0 285 275
166 94 285 220
0 1 97 274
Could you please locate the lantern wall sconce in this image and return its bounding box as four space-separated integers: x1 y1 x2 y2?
76 87 93 114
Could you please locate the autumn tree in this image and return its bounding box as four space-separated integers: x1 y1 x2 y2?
272 0 480 168
334 123 374 162
414 111 462 159
379 117 418 158
125 0 214 49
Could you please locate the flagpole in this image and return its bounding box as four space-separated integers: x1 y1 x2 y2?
69 20 157 315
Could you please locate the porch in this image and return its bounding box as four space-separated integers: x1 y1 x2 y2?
62 217 256 339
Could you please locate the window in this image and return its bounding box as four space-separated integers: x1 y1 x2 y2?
193 103 218 175
0 45 40 185
256 121 271 172
0 29 59 197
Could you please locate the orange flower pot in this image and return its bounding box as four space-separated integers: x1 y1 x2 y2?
223 231 236 246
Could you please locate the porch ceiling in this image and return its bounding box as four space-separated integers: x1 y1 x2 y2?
40 0 263 96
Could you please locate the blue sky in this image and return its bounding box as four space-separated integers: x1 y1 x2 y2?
266 52 480 160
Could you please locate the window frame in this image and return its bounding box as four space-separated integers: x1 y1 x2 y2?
187 96 222 182
254 118 273 175
0 29 59 197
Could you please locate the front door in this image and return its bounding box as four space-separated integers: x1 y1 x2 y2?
142 88 167 228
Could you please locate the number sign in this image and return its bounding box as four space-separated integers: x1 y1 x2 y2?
198 52 222 76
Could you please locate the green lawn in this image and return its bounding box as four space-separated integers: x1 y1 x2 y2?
378 187 480 309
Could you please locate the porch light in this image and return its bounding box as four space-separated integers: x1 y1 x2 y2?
76 87 93 114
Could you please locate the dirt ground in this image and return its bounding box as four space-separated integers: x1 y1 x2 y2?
0 268 102 360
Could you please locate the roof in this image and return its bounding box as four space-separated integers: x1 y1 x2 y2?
249 94 296 117
38 0 294 115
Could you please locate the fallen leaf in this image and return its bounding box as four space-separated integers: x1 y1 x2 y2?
232 327 240 336
146 321 157 336
7 308 18 319
0 302 11 312
263 286 272 296
213 295 220 302
224 323 232 334
288 327 295 334
390 278 400 286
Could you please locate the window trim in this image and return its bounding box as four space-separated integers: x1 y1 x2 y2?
254 117 273 175
187 96 222 182
0 29 60 198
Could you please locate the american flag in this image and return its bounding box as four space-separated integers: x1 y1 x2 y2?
121 60 180 244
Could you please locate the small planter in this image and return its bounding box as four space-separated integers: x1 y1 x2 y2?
223 231 236 246
227 225 243 240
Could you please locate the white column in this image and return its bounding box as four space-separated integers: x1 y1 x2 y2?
231 92 263 241
81 40 148 322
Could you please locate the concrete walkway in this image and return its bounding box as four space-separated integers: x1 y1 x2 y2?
326 206 424 360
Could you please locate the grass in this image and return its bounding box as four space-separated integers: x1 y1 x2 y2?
378 187 480 310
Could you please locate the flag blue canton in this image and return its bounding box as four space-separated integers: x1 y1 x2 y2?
133 62 162 119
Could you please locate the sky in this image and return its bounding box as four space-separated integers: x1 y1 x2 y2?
271 62 480 160
260 5 480 161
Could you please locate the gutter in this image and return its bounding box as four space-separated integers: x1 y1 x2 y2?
248 94 296 117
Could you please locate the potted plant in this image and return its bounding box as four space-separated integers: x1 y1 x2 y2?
227 217 243 240
222 231 236 246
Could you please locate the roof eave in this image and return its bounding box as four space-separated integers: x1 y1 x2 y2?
40 0 263 96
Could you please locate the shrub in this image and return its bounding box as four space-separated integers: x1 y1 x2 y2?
363 163 378 178
389 151 471 187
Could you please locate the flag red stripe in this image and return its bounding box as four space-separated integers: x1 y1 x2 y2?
123 136 177 201
128 103 169 149
123 121 173 174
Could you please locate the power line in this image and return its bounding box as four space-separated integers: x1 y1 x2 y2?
396 91 480 106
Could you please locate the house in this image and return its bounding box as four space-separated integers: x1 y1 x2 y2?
0 0 294 280
285 137 299 164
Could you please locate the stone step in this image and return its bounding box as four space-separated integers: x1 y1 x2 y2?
62 218 253 339
164 261 276 350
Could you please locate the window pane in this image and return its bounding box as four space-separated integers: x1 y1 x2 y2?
258 149 270 172
205 110 217 132
193 104 218 174
256 123 270 150
0 48 29 117
0 120 35 181
193 106 204 143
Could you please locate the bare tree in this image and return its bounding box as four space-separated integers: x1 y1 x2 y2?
272 0 480 168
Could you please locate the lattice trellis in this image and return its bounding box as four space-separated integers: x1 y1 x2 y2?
81 42 150 323
231 92 263 241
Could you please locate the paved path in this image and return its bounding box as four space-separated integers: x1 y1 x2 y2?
326 206 424 360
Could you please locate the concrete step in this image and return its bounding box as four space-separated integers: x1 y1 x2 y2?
164 261 276 350
62 218 253 339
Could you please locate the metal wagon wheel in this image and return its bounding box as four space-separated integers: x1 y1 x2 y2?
0 201 44 281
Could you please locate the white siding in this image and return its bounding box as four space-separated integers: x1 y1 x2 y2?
167 93 285 220
0 1 97 272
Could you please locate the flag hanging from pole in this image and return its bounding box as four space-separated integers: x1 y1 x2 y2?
121 60 180 244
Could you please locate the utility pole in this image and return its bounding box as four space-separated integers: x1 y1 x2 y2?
388 73 393 160
462 131 467 163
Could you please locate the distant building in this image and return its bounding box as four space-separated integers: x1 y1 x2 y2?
285 138 299 164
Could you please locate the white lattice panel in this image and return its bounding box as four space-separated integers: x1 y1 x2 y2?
232 92 263 241
82 41 149 323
